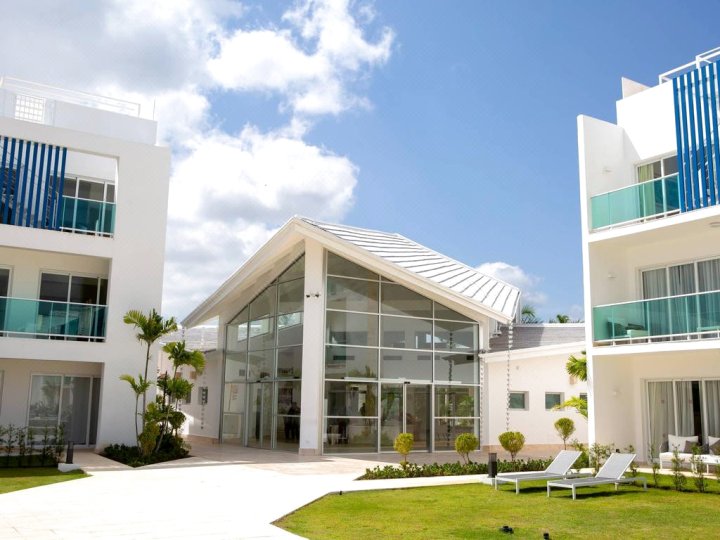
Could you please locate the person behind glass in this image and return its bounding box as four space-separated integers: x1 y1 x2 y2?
288 401 300 441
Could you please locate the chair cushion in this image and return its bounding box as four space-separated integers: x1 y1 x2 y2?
709 436 720 456
683 440 697 453
668 434 698 452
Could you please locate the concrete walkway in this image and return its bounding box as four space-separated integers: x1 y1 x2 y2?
0 443 495 540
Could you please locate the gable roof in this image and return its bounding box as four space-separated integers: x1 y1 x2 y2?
182 216 520 327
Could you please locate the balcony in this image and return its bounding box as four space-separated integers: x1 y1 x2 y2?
590 175 680 230
593 290 720 344
0 297 106 340
60 197 115 236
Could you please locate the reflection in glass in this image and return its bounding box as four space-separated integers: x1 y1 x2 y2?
434 302 472 321
381 283 432 318
435 386 476 418
325 346 378 379
277 346 302 378
327 277 379 313
224 383 246 413
434 353 476 383
278 279 304 314
28 375 62 429
325 381 378 417
434 418 476 450
325 417 378 453
434 320 477 351
277 312 303 346
248 350 274 380
248 318 275 351
225 352 248 382
250 285 277 320
247 383 273 449
381 316 432 349
326 311 378 347
380 384 403 451
279 256 305 282
61 376 91 444
327 252 378 280
380 349 432 380
276 381 301 450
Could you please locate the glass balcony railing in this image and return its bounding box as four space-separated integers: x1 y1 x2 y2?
0 297 106 340
590 174 681 230
593 290 720 342
60 197 115 236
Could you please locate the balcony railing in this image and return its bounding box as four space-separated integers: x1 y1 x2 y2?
60 197 115 236
0 297 106 340
590 174 681 230
593 290 720 343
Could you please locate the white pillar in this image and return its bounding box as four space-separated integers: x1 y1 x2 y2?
299 239 325 455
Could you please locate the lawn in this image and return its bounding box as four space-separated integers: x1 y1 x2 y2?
0 468 87 495
277 476 720 539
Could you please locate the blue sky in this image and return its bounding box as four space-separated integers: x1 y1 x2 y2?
2 1 720 321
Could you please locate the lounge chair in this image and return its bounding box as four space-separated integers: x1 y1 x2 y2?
546 453 647 500
493 450 582 494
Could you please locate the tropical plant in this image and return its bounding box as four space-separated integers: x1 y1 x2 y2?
520 305 542 324
566 351 587 382
550 314 571 323
589 442 613 474
671 448 687 491
554 418 575 449
553 396 588 419
394 433 414 466
498 431 525 466
119 374 152 446
648 442 660 487
455 433 478 464
123 309 178 413
690 445 707 492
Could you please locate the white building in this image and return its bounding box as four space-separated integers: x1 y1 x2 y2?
0 78 170 448
183 216 586 455
578 49 720 460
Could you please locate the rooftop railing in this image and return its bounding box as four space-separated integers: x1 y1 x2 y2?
593 290 720 343
0 297 106 340
659 47 720 83
590 174 681 230
60 197 115 236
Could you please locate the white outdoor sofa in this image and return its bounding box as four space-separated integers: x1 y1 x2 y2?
658 435 720 472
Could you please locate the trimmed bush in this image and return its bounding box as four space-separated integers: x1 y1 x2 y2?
393 433 414 466
455 433 478 464
360 457 552 480
498 431 525 463
554 418 575 449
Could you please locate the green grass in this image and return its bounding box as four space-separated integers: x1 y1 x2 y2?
0 468 87 494
277 476 720 539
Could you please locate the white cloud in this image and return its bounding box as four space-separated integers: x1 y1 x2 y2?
476 261 548 306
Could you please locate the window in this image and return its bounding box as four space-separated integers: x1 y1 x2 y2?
63 176 115 204
0 267 9 295
642 257 720 299
509 391 528 410
636 155 678 182
40 272 108 305
545 392 563 410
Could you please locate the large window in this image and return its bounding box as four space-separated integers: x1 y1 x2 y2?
324 252 480 453
222 256 304 451
636 155 678 182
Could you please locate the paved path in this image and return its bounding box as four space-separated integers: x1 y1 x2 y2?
0 444 500 539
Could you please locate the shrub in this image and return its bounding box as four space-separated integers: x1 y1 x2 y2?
690 445 707 493
671 448 687 491
570 439 590 468
455 433 478 464
623 444 638 477
589 442 613 474
648 442 660 487
554 418 575 449
393 433 414 466
498 431 525 465
359 457 552 480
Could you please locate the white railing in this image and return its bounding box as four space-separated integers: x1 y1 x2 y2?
659 47 720 83
0 77 141 117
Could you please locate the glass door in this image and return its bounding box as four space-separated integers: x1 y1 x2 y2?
380 384 403 451
247 382 273 449
380 383 430 452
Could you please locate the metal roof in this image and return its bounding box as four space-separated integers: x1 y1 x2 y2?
301 218 520 321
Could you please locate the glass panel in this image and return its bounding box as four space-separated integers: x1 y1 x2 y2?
247 350 274 380
698 259 720 292
325 381 378 417
648 381 673 456
0 268 9 295
325 417 378 452
277 312 303 347
381 349 432 380
434 302 472 321
327 252 378 280
669 264 695 296
105 184 115 203
63 177 77 197
61 376 91 445
325 345 378 379
222 413 244 441
642 268 667 299
434 352 476 383
69 276 99 304
276 381 301 450
434 418 475 450
247 383 273 449
39 273 69 302
88 378 100 445
509 392 526 409
663 156 678 176
380 384 403 451
77 180 105 201
277 345 302 378
381 316 432 349
248 318 275 351
250 285 276 320
406 385 431 451
545 393 562 410
279 256 304 282
435 386 476 418
98 279 108 305
1 298 106 338
434 320 477 352
28 375 62 429
225 352 248 382
381 283 432 318
278 280 304 314
326 311 378 347
326 276 379 313
223 383 246 414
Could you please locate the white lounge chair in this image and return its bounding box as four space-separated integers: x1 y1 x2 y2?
546 453 647 500
493 450 582 494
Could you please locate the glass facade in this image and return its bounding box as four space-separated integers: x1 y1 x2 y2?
324 252 480 453
222 256 304 451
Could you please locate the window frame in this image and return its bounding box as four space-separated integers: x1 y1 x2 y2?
545 392 564 411
508 391 529 411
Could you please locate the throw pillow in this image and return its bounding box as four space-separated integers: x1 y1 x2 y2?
709 437 720 455
683 440 696 453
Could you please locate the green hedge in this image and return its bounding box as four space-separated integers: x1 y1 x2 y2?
360 458 553 480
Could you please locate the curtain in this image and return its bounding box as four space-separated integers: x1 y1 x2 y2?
675 381 695 436
637 163 656 182
669 264 695 295
705 380 720 438
669 264 696 333
643 269 668 335
698 259 720 292
648 381 674 455
642 269 667 299
698 259 720 330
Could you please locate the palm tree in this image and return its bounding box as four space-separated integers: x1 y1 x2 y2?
550 314 571 323
123 309 178 413
553 396 588 419
520 305 542 323
119 374 152 445
566 351 587 382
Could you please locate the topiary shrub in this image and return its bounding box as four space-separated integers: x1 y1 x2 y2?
554 418 576 449
498 431 525 467
394 433 414 467
455 433 478 464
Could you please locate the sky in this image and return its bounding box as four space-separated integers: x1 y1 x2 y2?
2 0 720 322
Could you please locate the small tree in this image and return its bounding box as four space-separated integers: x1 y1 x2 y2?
119 374 152 447
394 433 414 467
671 448 686 491
455 433 478 464
498 431 525 467
690 445 707 493
553 418 575 449
589 442 612 474
648 442 660 487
